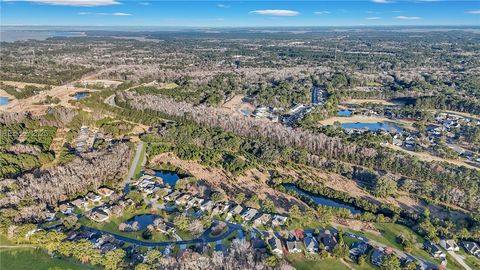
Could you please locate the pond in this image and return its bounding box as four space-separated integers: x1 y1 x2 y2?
73 92 89 101
340 122 402 133
284 184 362 214
240 109 252 116
0 97 10 106
337 110 352 117
125 214 158 230
154 170 183 187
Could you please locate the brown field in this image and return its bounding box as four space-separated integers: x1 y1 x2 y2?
319 115 414 129
385 144 478 170
219 95 255 116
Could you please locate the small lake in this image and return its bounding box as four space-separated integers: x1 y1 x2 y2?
154 170 182 187
337 110 352 117
126 214 158 230
0 97 9 106
73 92 89 100
284 184 362 214
340 122 402 133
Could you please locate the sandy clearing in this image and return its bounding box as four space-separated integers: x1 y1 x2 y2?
219 95 255 116
343 99 396 106
1 80 47 88
385 144 478 170
319 115 414 128
80 79 123 87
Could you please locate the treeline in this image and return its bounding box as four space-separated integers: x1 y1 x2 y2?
414 95 480 115
0 82 52 99
0 122 57 178
133 73 242 106
121 92 480 212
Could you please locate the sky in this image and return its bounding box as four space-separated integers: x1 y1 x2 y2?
0 0 479 27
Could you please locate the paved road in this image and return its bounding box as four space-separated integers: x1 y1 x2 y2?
124 142 144 193
82 221 242 247
448 250 472 270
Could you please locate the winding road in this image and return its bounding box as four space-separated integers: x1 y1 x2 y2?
82 221 242 247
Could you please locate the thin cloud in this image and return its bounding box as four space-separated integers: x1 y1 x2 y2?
371 0 394 3
250 10 299 17
27 0 120 6
367 11 382 14
314 11 330 15
217 3 230 8
139 2 149 6
366 17 382 20
112 12 131 16
465 10 480 15
394 16 421 20
79 12 131 16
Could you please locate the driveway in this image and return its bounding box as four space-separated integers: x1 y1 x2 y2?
123 141 144 193
448 251 472 270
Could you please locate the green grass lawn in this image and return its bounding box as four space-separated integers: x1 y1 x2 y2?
78 208 176 242
288 255 350 270
0 248 91 270
459 249 480 269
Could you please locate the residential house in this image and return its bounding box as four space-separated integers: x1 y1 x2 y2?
286 239 302 253
253 213 271 226
227 204 243 219
200 200 214 212
59 203 74 215
175 194 191 205
268 236 283 256
271 215 287 226
45 211 56 221
371 248 385 266
211 203 230 216
71 198 88 209
164 190 181 202
439 239 459 252
461 241 480 258
424 241 446 258
86 192 102 203
89 208 110 222
97 187 114 197
241 208 259 222
317 229 338 251
186 197 204 209
350 241 369 259
303 235 319 253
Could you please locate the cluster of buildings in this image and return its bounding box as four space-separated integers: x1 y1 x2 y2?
53 186 127 224
74 125 98 152
249 86 326 127
424 238 480 259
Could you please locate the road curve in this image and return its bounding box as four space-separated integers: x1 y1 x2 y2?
81 221 242 247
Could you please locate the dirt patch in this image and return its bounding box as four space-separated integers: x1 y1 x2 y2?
219 95 255 117
319 115 413 129
334 220 381 236
1 80 47 88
